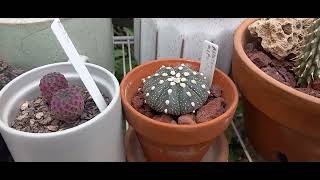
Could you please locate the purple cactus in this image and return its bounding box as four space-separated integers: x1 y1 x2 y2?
39 72 68 103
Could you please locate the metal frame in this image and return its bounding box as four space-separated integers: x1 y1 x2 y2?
113 35 253 162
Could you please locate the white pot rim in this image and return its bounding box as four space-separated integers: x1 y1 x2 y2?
0 62 120 138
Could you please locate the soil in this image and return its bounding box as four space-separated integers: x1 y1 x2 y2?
11 85 110 133
131 84 227 125
244 41 320 98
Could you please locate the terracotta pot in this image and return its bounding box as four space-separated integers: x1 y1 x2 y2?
232 18 320 161
120 58 238 162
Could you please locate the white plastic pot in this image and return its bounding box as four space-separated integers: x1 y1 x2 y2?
0 18 114 72
0 62 124 162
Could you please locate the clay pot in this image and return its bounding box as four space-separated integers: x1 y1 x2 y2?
120 58 238 162
232 18 320 161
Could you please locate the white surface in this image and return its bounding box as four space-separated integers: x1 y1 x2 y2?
136 18 246 74
0 18 114 72
0 62 124 162
51 19 107 112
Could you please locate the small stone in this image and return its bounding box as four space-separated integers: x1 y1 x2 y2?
50 119 60 126
16 113 28 121
171 120 177 124
311 79 320 91
193 71 197 75
162 73 168 76
20 102 29 111
170 82 176 86
30 119 35 125
35 112 44 119
178 66 183 70
147 76 151 79
168 89 172 94
178 114 196 125
47 125 59 132
201 84 206 88
159 80 164 84
170 71 176 75
146 93 149 97
181 77 187 82
196 97 226 123
165 100 170 105
164 109 168 114
176 73 181 78
151 86 155 90
39 117 53 125
153 114 174 123
186 92 192 97
191 80 196 84
154 73 159 76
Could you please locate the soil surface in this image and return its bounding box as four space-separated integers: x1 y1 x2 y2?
245 41 320 98
11 85 110 133
131 84 227 125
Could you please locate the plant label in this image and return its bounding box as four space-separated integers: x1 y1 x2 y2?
51 18 108 112
199 40 219 86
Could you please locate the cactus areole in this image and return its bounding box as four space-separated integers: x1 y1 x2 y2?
143 64 210 116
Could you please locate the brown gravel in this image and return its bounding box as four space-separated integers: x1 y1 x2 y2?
245 41 320 98
11 85 110 133
131 85 227 125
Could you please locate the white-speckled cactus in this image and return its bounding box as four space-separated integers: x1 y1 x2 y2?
143 64 210 116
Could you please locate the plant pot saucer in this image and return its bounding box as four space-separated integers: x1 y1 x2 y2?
125 127 229 162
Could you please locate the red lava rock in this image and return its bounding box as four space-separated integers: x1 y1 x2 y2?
296 88 320 98
247 51 272 68
170 120 177 124
196 97 226 123
270 59 295 72
153 114 174 124
276 67 296 87
261 66 286 83
131 92 144 110
178 114 196 125
311 79 320 91
209 85 222 98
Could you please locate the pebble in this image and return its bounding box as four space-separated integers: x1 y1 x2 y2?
35 112 44 119
20 102 29 111
46 125 59 132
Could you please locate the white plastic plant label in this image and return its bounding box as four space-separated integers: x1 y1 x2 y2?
51 18 108 112
199 40 219 86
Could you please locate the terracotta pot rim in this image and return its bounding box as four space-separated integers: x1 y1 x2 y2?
120 58 239 130
234 18 320 105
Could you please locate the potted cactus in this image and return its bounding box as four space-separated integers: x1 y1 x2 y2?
121 58 238 162
0 62 125 162
232 18 320 161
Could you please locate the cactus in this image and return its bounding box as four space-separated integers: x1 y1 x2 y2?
294 18 320 87
50 87 84 123
143 64 210 116
39 72 68 103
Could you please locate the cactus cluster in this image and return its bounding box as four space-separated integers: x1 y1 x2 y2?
39 72 84 123
294 18 320 87
143 64 210 116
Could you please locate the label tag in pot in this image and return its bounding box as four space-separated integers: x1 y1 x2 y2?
199 40 219 86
